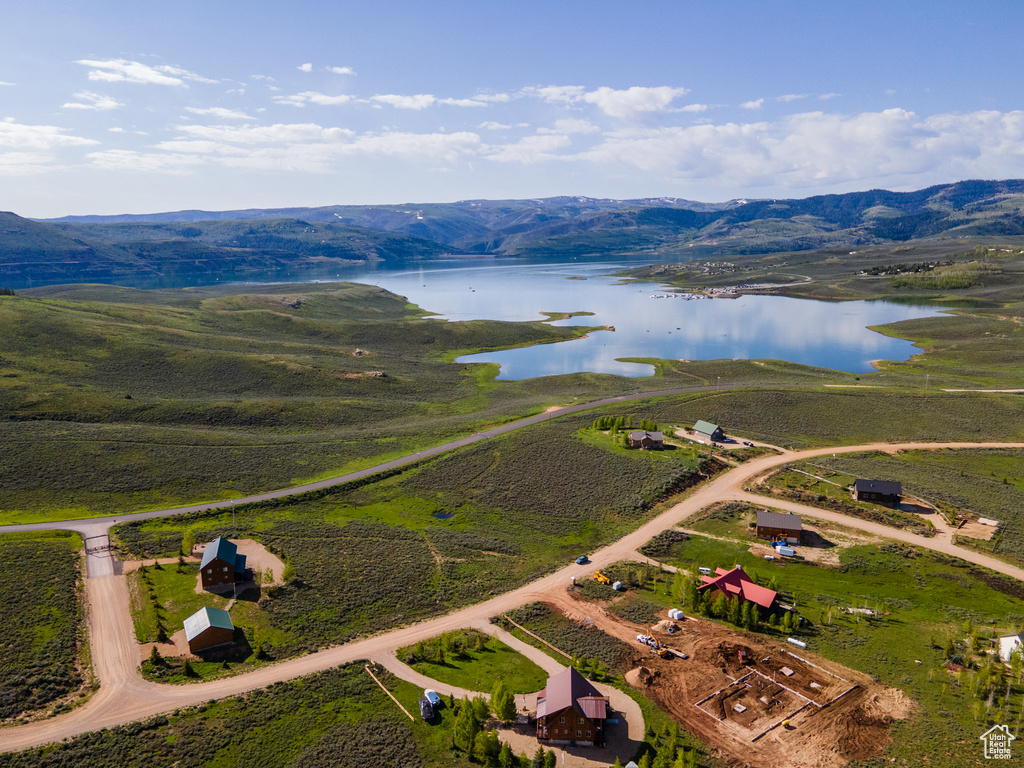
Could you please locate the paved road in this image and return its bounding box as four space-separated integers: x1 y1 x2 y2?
4 435 1024 752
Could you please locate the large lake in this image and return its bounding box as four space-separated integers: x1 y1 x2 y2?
340 260 942 379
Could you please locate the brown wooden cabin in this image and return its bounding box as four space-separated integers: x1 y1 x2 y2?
755 509 803 544
536 666 608 747
199 537 248 590
853 479 902 507
183 607 235 654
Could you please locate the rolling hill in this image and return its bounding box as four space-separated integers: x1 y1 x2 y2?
4 179 1024 286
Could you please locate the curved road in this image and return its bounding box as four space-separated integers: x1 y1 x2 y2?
4 429 1024 750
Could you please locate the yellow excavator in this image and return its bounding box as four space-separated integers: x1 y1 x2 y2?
594 571 611 584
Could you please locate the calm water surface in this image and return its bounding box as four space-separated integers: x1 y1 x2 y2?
353 261 942 379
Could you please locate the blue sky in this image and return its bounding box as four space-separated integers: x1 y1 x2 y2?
2 0 1023 216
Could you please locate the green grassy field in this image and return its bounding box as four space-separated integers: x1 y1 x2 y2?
0 663 477 768
398 629 548 694
111 415 707 658
0 531 87 721
790 449 1024 566
642 526 1024 768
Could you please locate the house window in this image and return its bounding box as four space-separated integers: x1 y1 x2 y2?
576 730 582 737
559 716 564 723
206 569 212 574
587 731 592 738
223 566 228 572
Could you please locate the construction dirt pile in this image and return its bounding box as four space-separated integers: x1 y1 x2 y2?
545 590 911 768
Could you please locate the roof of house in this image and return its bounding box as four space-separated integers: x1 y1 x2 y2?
854 479 903 496
536 666 608 721
756 509 802 531
628 430 664 442
200 537 246 574
699 566 777 610
183 606 234 642
693 420 720 435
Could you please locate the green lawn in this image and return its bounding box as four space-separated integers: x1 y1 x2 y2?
398 629 548 694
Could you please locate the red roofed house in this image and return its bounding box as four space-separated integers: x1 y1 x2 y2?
698 565 777 613
536 666 609 747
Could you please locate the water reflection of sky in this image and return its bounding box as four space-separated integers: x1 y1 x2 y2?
360 261 943 380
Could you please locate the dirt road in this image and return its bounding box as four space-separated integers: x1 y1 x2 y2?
4 439 1024 752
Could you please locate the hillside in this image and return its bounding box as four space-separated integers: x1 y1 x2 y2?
0 215 451 286
5 180 1024 286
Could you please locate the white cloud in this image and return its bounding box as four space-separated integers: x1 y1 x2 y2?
777 93 809 102
0 151 66 175
680 103 708 113
369 93 487 109
274 91 353 107
582 86 689 118
0 81 14 87
0 118 98 149
104 124 482 174
370 93 437 109
185 106 254 119
86 149 204 173
440 97 488 107
0 118 98 175
76 59 215 86
573 108 1024 191
479 121 513 130
326 66 355 75
537 118 600 135
819 92 840 100
525 84 688 118
529 85 587 104
487 134 572 163
472 92 511 103
62 90 123 111
741 99 764 110
165 122 355 146
297 63 313 73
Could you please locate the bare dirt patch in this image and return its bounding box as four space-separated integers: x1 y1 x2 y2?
544 591 909 768
955 520 997 541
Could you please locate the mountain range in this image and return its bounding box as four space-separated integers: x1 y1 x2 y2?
3 179 1024 286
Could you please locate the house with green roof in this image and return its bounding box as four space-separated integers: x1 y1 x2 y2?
199 537 248 591
693 420 724 442
183 607 235 654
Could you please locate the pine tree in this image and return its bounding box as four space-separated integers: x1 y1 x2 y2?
531 746 545 768
181 529 195 556
687 578 700 609
472 695 491 722
499 742 514 768
492 679 516 721
454 700 480 753
740 600 752 630
712 593 727 618
149 645 163 666
543 750 557 768
727 597 741 626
